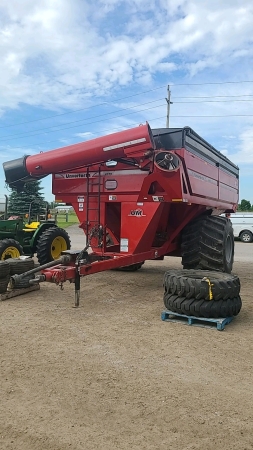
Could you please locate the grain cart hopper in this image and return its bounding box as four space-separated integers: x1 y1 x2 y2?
3 122 239 305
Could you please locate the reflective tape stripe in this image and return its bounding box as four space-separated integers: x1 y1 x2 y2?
103 137 146 152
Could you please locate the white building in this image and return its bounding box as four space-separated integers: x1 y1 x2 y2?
0 198 6 213
55 205 74 213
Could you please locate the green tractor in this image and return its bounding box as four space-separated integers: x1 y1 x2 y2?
0 198 71 265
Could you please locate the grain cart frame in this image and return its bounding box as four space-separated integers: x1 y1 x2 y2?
3 123 239 304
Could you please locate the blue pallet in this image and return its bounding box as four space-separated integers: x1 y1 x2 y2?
161 310 234 331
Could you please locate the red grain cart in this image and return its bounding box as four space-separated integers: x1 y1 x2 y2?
3 123 239 302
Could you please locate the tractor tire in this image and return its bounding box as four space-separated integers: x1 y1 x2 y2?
164 269 240 301
164 293 242 318
0 260 10 278
181 215 234 273
36 227 71 265
0 239 24 261
113 262 145 272
0 277 10 294
7 258 34 275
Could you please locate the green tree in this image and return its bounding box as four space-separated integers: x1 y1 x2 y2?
8 181 45 218
238 199 251 211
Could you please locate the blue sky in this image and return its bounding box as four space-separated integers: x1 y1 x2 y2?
0 0 253 203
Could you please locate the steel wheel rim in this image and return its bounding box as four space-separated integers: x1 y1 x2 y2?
1 246 21 260
50 236 67 259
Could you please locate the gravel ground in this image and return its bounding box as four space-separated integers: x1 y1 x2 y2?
0 225 252 450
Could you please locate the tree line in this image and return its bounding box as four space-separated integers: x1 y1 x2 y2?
237 199 253 212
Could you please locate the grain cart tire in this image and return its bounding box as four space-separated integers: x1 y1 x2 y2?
181 215 234 273
7 258 34 275
164 293 242 318
240 231 253 243
36 227 71 265
0 239 24 261
113 262 145 272
0 277 10 294
164 269 240 301
0 260 10 278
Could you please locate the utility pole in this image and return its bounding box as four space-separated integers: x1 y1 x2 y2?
165 85 173 128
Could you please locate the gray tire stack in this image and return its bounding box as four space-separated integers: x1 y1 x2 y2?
163 269 242 318
7 258 35 288
0 258 35 294
0 261 11 294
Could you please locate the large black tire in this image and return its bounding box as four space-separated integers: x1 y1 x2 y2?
181 215 234 273
0 260 10 278
164 293 242 318
36 227 71 265
0 277 10 294
0 239 23 261
164 269 240 301
7 258 34 275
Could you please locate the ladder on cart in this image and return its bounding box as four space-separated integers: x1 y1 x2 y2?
85 167 103 247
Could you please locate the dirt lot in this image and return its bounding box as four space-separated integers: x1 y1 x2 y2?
1 230 253 450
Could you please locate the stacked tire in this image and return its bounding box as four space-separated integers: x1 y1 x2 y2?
0 260 11 294
7 258 35 288
163 270 242 318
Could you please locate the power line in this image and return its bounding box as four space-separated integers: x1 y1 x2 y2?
172 80 253 86
1 110 252 150
173 99 253 103
0 98 165 141
0 87 167 129
173 94 253 99
1 93 253 142
170 114 253 117
0 117 167 151
0 103 166 142
7 108 253 143
1 113 171 153
1 80 253 129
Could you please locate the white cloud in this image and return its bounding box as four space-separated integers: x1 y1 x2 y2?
75 132 94 139
225 126 253 164
0 0 252 111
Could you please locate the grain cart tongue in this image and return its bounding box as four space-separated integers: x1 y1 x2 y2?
3 123 239 306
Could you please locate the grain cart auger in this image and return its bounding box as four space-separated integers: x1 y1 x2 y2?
3 122 239 306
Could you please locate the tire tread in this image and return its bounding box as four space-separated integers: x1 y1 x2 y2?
164 294 242 318
181 215 234 273
164 269 240 301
